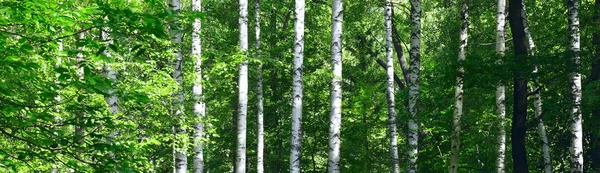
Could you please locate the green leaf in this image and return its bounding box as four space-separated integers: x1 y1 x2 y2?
96 46 107 56
135 48 146 57
109 44 118 52
20 44 33 52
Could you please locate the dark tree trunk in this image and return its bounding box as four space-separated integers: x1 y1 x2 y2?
508 0 529 172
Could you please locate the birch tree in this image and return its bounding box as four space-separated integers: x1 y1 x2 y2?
507 0 529 172
255 0 264 172
408 0 421 172
237 0 249 171
383 1 399 172
192 0 205 172
328 0 343 172
566 0 584 172
170 0 187 172
290 0 305 171
450 1 468 172
522 2 551 172
494 0 507 172
75 29 85 147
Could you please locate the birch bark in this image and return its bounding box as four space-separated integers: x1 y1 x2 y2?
384 1 399 173
290 0 305 172
327 0 343 172
237 0 249 172
170 0 187 172
450 1 468 172
255 0 264 172
494 0 507 172
192 0 205 172
566 0 584 172
521 2 551 172
407 0 421 172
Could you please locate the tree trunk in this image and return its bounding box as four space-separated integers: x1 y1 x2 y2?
290 0 305 172
255 0 264 172
237 0 249 172
75 28 85 148
391 8 409 84
450 1 468 172
508 0 529 172
592 0 600 171
328 0 343 172
521 2 551 172
566 0 584 172
102 28 118 116
192 0 205 172
383 1 400 173
170 0 187 172
495 0 507 172
407 0 421 172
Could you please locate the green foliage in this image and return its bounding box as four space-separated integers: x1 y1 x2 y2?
1 0 600 172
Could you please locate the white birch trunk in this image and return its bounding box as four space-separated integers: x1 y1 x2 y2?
237 0 249 172
450 1 468 172
102 29 119 116
255 0 264 172
290 0 305 172
567 0 584 172
407 0 421 172
328 0 343 172
494 0 507 172
51 39 63 173
384 1 399 172
170 0 187 172
192 0 205 172
522 2 551 172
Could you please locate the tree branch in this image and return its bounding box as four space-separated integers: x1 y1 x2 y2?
376 59 405 89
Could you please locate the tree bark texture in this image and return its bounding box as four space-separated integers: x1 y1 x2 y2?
237 0 249 172
384 1 400 173
192 0 205 172
407 0 421 172
328 0 343 172
495 0 507 172
170 0 187 172
508 0 529 172
450 1 467 172
566 0 584 172
290 0 305 172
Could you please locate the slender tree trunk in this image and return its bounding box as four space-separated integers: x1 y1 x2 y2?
75 29 85 147
290 0 305 171
237 0 249 171
407 0 421 172
51 39 64 173
592 0 600 171
391 8 409 83
255 0 264 172
192 0 205 172
566 0 584 172
102 28 118 116
495 0 507 172
508 0 529 172
450 1 468 172
521 2 551 172
383 1 399 173
170 0 187 172
328 0 343 172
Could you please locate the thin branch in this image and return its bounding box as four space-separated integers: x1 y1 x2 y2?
376 59 405 89
471 38 513 46
36 26 97 45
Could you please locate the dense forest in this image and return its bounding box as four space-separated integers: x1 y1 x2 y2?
1 0 600 172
